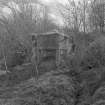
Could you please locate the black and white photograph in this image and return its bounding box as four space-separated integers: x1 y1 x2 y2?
0 0 104 105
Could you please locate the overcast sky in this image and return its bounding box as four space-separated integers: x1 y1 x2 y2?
2 0 80 25
2 0 80 13
41 0 80 4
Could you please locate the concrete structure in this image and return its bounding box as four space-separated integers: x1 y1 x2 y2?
31 30 72 66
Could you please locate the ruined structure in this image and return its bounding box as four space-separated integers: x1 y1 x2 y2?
31 30 72 67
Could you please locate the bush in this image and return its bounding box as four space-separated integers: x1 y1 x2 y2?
0 73 79 105
80 36 105 71
0 45 27 70
92 83 105 105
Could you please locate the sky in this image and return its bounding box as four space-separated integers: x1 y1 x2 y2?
2 0 80 25
2 0 80 14
41 0 80 4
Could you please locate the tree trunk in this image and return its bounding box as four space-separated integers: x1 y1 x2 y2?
83 0 86 33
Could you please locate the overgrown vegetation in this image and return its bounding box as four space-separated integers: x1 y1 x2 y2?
0 0 104 105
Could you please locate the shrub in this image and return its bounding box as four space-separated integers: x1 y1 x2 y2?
1 73 79 105
0 45 27 70
92 83 105 105
80 36 105 71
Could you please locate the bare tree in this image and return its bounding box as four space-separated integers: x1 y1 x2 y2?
57 0 91 34
82 0 87 33
57 0 80 32
89 0 105 32
0 0 44 70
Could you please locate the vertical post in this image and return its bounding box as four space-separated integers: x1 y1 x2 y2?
56 49 58 68
2 45 8 73
56 49 60 68
35 36 39 80
58 48 61 67
32 35 39 80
